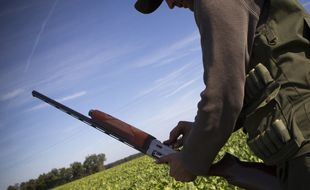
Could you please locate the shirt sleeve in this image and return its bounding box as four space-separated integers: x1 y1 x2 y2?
181 0 264 175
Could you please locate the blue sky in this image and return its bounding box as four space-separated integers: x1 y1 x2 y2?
0 0 309 189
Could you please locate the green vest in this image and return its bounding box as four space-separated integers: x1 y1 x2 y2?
241 0 310 165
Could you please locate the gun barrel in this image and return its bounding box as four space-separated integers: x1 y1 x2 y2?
32 90 94 127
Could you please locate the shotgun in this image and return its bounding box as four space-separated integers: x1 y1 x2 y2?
32 90 174 159
32 90 281 190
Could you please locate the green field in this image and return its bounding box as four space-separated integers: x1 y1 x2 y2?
53 130 260 190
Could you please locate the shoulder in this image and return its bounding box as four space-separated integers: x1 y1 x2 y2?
194 0 264 19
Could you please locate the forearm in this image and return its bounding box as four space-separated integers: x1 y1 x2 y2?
181 121 234 175
209 153 281 190
181 0 264 175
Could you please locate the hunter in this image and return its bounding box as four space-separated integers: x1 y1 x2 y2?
135 0 310 189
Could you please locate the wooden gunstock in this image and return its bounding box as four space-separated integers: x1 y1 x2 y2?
89 110 153 151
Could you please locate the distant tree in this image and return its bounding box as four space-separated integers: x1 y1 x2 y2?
19 182 26 190
7 153 107 189
58 167 72 184
23 179 36 190
83 153 106 175
36 173 47 190
7 184 18 190
44 168 60 188
70 162 85 180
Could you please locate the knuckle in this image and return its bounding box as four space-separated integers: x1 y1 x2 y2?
169 132 176 139
169 170 174 177
178 121 185 126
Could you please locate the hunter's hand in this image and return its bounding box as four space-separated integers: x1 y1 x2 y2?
164 121 193 149
157 152 196 182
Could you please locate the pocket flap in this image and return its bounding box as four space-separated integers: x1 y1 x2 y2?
246 81 281 116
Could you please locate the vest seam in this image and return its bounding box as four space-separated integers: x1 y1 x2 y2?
270 57 305 102
238 0 259 19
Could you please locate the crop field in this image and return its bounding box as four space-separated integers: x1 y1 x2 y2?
53 130 260 190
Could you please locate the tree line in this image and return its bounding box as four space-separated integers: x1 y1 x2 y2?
7 153 106 190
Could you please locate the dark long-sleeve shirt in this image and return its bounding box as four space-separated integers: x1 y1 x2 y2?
181 0 265 175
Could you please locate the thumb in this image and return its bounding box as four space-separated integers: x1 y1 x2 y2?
156 154 172 164
163 139 174 145
164 124 184 145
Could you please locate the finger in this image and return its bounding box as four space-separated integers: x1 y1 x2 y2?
163 139 172 145
167 122 186 144
164 121 191 145
170 168 174 178
173 138 184 149
174 172 196 182
175 176 193 182
164 132 180 146
171 167 184 182
156 154 171 164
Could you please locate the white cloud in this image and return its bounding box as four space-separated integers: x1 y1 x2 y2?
137 63 192 98
58 91 86 102
155 52 191 67
164 77 200 98
114 61 202 113
189 46 201 52
139 88 201 135
133 32 199 67
28 103 48 111
25 0 59 73
29 43 136 90
0 89 24 101
303 2 310 7
29 91 87 111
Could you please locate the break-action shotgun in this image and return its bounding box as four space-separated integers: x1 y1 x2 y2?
32 90 280 190
32 90 175 159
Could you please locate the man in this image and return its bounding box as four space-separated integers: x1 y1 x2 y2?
135 0 310 189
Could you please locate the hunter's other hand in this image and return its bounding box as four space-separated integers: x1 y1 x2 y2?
164 121 193 149
156 152 196 182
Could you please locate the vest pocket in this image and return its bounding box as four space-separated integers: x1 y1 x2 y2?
243 63 307 165
245 96 307 165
